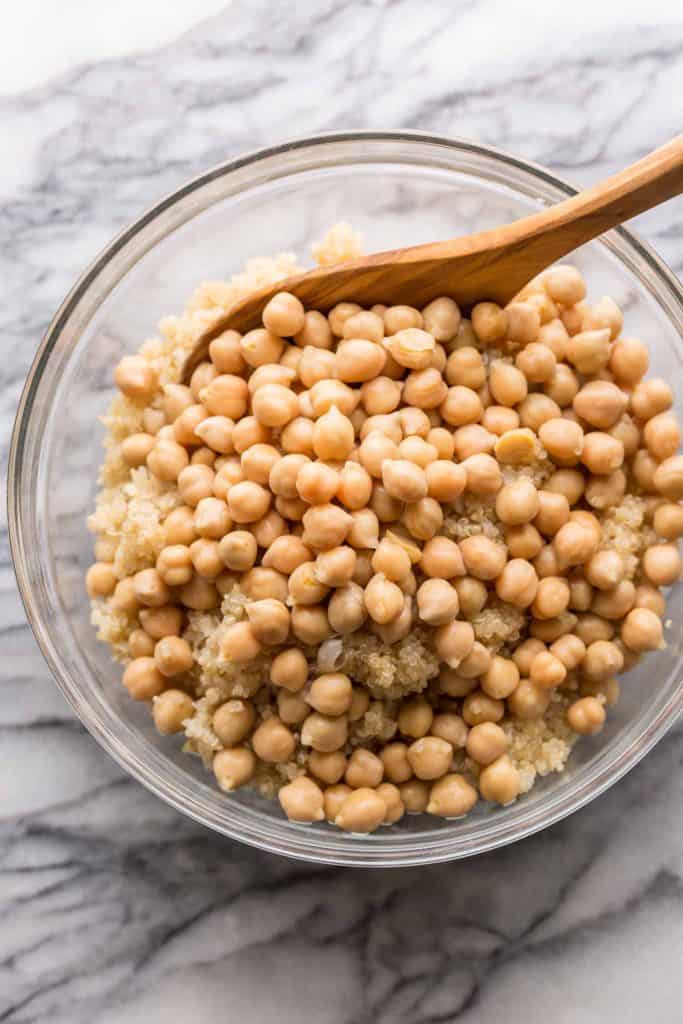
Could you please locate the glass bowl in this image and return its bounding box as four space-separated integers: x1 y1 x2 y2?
9 132 683 867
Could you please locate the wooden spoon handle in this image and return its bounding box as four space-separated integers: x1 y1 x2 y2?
504 134 683 269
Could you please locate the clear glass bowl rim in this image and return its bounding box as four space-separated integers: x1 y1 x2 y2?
9 129 683 867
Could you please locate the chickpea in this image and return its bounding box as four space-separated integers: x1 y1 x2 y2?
307 750 347 786
121 431 157 469
396 697 433 739
580 432 624 475
460 535 508 581
342 748 384 789
532 576 570 620
334 338 386 383
564 328 611 375
515 341 556 383
549 633 586 670
201 374 248 420
495 558 538 608
482 406 520 436
251 383 298 428
487 360 527 407
620 607 664 652
276 776 324 823
542 265 586 307
538 417 584 466
300 710 348 752
139 605 183 641
537 318 569 359
240 566 288 604
151 635 192 678
642 543 682 585
244 598 289 646
397 436 438 469
213 747 256 791
380 459 427 503
302 503 352 551
85 562 117 598
585 469 627 511
495 478 539 526
177 575 219 611
575 613 615 645
162 383 193 422
507 678 551 719
152 689 193 735
466 722 508 765
588 572 633 617
347 508 379 550
207 329 245 374
288 561 329 606
463 453 502 497
462 691 504 726
425 460 466 503
417 537 462 581
193 497 231 541
582 639 624 681
445 346 486 389
358 431 399 478
402 497 443 540
505 523 544 560
270 648 308 692
114 355 157 400
534 544 562 579
405 736 452 780
308 673 353 716
383 305 423 335
415 579 459 626
312 545 355 588
632 377 673 421
322 783 352 822
363 573 404 625
427 774 478 817
544 363 580 407
130 568 169 609
327 581 367 635
553 521 599 570
583 549 622 591
332 463 370 512
653 502 683 541
378 742 412 784
567 696 606 735
518 393 561 432
211 699 256 747
528 650 566 689
122 657 165 700
635 584 666 616
481 656 520 700
545 469 585 508
290 604 331 646
642 413 681 462
279 416 314 457
573 380 627 430
453 424 496 460
370 539 409 582
479 755 520 804
250 717 295 764
225 481 270 524
440 385 483 426
334 788 386 833
147 439 190 482
128 629 155 658
608 336 649 386
220 620 262 664
471 301 508 344
190 361 218 401
439 667 477 698
178 464 215 507
361 376 402 416
384 327 435 370
654 455 683 500
419 296 460 341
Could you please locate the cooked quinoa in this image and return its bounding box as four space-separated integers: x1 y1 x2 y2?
86 223 681 833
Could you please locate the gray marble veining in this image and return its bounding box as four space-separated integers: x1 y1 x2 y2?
3 2 683 1021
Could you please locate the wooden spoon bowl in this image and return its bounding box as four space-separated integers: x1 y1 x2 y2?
183 136 683 381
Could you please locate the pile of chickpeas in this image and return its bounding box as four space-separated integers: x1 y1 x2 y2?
87 263 683 834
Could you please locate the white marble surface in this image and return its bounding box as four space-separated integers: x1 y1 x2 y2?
3 1 683 1021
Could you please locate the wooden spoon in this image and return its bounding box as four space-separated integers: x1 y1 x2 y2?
183 136 683 381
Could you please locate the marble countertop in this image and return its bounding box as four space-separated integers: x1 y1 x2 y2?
3 2 683 1021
